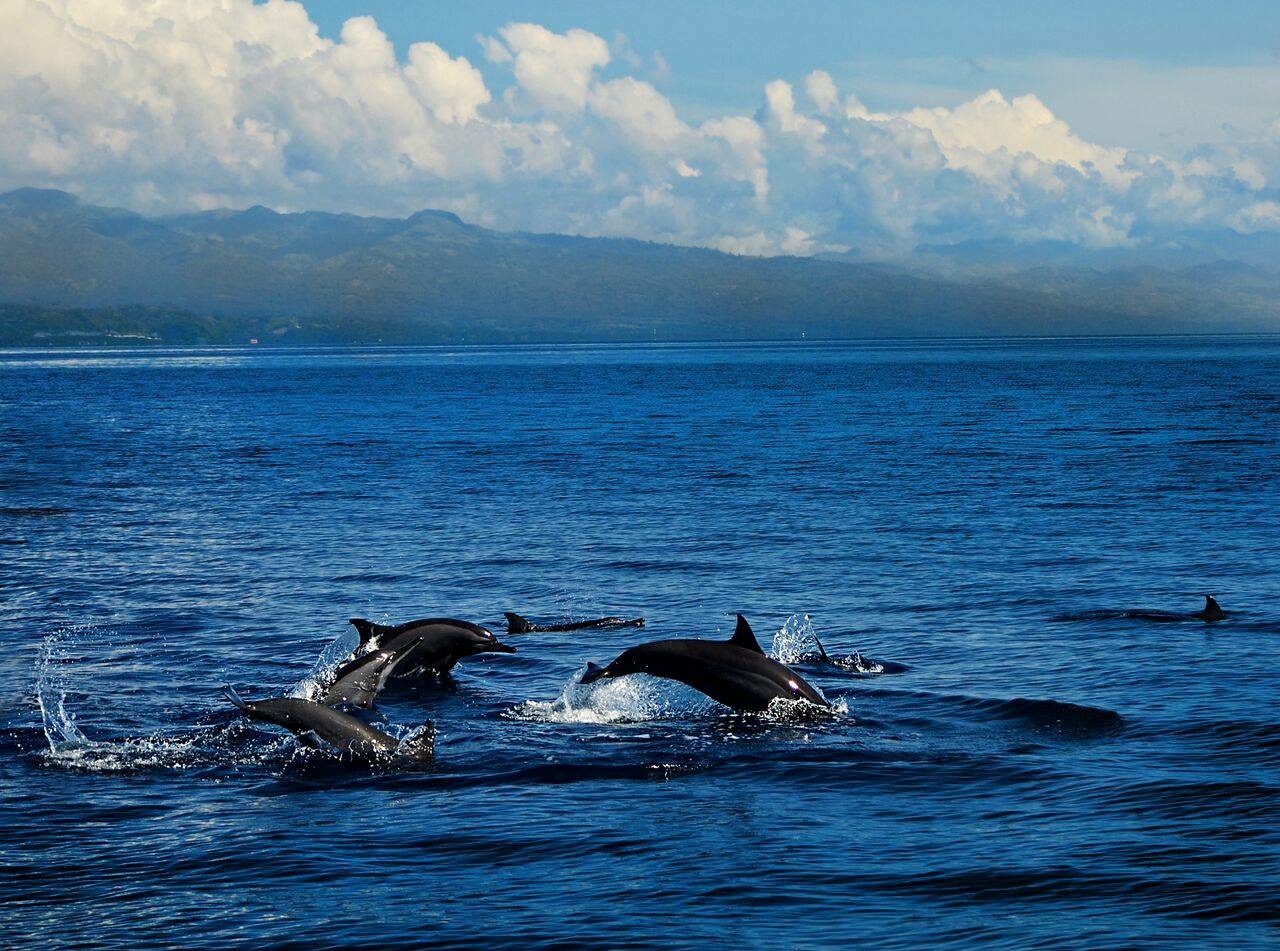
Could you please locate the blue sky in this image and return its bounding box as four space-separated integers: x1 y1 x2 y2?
302 0 1280 148
3 0 1279 256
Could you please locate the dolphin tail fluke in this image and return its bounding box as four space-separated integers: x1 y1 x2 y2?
222 684 248 710
398 721 436 762
811 630 831 663
504 612 536 634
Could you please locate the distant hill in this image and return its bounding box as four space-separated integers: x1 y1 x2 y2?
1 188 1277 346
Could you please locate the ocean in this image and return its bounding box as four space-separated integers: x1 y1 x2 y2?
2 337 1278 948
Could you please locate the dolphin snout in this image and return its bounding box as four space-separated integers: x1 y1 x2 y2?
488 640 518 654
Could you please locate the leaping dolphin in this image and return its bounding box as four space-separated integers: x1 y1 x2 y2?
504 612 646 634
223 686 434 762
347 617 516 679
319 641 420 708
579 614 829 713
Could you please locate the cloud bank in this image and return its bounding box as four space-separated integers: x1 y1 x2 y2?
2 0 1278 256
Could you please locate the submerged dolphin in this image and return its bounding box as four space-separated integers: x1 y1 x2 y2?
1195 595 1227 621
348 617 516 679
504 611 646 634
579 614 828 713
223 686 434 761
1056 595 1228 624
809 630 909 675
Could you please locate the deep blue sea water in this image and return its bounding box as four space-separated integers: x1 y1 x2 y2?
1 337 1278 949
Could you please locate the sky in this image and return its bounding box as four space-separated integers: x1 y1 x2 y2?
3 0 1279 257
303 1 1280 151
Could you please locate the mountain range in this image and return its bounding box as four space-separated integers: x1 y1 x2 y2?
1 188 1277 346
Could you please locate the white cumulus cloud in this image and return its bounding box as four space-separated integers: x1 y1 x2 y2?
1 1 1278 257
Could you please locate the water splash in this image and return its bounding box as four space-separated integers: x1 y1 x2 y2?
289 625 360 700
765 695 848 720
770 613 818 664
507 667 714 724
770 613 905 675
509 664 843 723
34 627 310 773
36 628 90 753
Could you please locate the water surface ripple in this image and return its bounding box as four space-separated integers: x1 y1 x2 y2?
2 338 1278 948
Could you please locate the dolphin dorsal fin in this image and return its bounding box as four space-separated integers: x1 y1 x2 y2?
349 617 383 647
505 612 535 634
811 630 831 663
729 614 765 654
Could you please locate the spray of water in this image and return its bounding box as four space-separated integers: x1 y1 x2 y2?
34 626 303 773
770 613 818 664
289 625 360 700
507 667 715 724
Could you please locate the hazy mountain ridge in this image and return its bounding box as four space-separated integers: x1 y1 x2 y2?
2 188 1277 346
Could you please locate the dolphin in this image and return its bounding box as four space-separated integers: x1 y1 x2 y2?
318 641 420 709
809 630 909 675
504 611 646 634
1054 595 1228 624
223 686 434 761
348 617 516 679
1194 595 1227 622
579 614 828 713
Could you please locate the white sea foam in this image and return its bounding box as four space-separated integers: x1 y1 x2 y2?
508 663 843 724
506 667 714 724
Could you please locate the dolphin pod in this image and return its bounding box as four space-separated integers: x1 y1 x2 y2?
505 612 646 634
580 615 829 713
222 596 1226 765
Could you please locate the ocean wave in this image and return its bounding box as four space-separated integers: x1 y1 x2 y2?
858 685 1123 736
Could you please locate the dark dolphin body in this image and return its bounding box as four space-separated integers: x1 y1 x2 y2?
579 614 828 713
348 617 516 680
1195 595 1228 621
504 612 646 634
319 642 420 708
223 687 434 761
1055 595 1228 624
809 631 909 675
